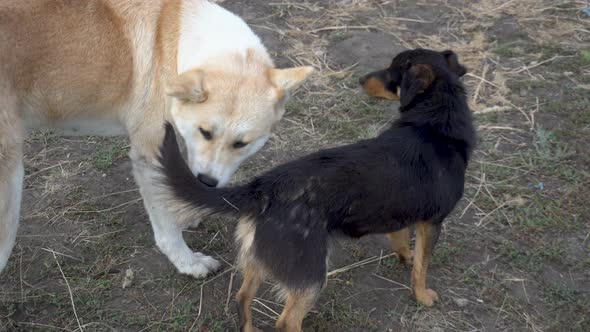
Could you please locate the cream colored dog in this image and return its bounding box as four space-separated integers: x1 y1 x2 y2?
0 0 312 278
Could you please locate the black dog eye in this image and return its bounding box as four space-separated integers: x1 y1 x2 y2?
199 127 213 140
233 141 248 149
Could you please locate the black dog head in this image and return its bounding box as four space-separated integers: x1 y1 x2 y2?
359 49 467 107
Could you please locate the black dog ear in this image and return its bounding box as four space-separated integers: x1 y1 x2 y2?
359 69 399 100
400 64 435 107
441 50 467 77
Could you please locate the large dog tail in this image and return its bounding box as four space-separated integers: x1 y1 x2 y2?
156 122 259 222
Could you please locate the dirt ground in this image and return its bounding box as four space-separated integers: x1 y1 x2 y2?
1 0 589 331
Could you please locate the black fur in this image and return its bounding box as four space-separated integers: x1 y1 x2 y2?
158 49 476 291
158 125 261 217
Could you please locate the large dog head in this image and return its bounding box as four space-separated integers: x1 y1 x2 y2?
167 52 312 188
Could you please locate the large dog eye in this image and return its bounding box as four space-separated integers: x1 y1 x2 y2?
233 141 248 149
199 127 213 140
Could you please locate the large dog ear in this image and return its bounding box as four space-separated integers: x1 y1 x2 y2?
269 66 314 92
400 64 435 108
359 69 399 100
166 69 208 103
441 50 467 77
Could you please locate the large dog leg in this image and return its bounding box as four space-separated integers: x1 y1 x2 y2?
0 93 24 273
0 160 23 273
411 221 442 306
130 152 220 278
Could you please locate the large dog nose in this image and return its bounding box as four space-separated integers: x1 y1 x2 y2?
197 173 219 187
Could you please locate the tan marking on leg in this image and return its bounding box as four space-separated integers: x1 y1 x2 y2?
235 217 257 270
388 228 413 265
411 221 439 307
275 289 319 332
236 264 263 332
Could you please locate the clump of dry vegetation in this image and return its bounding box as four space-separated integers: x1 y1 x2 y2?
1 1 588 331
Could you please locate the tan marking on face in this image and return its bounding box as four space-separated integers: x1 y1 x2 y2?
362 77 399 100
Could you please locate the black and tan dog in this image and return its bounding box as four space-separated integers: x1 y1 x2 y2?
156 49 475 332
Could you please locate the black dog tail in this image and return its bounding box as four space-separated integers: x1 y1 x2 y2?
156 122 259 222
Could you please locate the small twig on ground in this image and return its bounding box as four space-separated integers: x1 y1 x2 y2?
478 125 526 133
461 172 485 218
522 280 531 304
189 267 235 330
77 323 117 331
381 17 432 23
252 306 279 321
222 197 240 211
253 299 281 319
24 162 72 180
19 247 24 304
327 253 397 276
160 284 190 325
371 273 411 290
476 198 523 227
530 97 539 131
188 286 204 332
482 184 513 226
309 25 375 33
42 248 83 262
508 55 560 74
225 271 236 314
474 106 512 114
15 322 69 331
472 63 489 104
69 198 142 214
52 251 83 332
492 0 519 12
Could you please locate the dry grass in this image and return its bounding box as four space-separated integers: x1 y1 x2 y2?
1 0 589 331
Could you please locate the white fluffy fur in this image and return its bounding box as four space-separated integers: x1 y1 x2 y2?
130 150 220 277
177 0 267 74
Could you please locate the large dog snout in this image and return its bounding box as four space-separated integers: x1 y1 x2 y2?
197 173 219 187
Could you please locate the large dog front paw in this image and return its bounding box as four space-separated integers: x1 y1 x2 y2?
193 252 221 271
176 253 221 278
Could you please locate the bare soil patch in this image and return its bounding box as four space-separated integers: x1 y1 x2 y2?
1 1 589 331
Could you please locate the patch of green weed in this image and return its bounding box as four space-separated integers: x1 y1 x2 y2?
92 144 129 172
